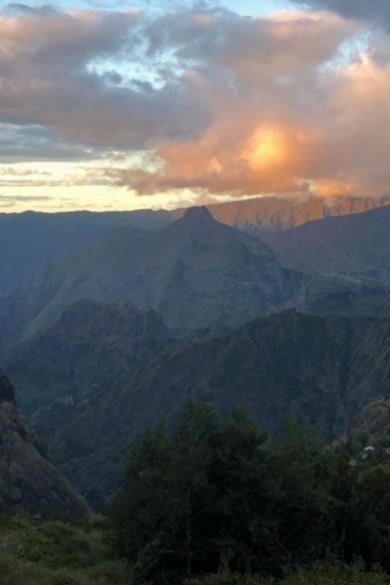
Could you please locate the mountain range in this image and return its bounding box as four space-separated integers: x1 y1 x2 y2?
266 205 390 283
0 207 295 346
1 195 389 294
8 309 390 504
3 196 390 511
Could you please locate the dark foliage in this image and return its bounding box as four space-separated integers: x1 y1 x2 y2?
109 404 390 584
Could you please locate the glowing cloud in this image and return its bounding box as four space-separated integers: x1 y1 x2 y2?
1 4 390 210
245 127 288 171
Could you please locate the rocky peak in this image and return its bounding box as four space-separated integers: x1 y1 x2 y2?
181 206 214 224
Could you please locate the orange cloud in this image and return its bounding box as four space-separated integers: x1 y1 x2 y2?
245 126 288 171
2 6 390 202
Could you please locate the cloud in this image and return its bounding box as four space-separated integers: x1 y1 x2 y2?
0 123 101 161
1 5 390 200
112 9 390 197
0 7 210 149
291 0 390 31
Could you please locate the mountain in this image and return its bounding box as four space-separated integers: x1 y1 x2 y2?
6 299 171 434
290 272 390 318
13 310 390 503
0 369 88 516
207 194 390 236
0 207 293 346
4 300 172 508
0 209 173 294
1 196 389 295
265 206 390 283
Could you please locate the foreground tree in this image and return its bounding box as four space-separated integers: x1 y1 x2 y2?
109 403 390 584
110 403 274 583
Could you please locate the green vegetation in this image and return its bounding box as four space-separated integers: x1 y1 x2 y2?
109 404 390 584
3 402 390 584
0 510 128 584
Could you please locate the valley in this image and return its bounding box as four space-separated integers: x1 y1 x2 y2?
2 196 390 582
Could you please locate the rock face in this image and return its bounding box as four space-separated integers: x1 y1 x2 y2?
0 207 292 345
265 206 390 284
0 369 89 516
207 195 390 236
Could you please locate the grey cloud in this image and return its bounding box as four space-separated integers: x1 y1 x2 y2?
1 5 390 200
3 3 56 16
0 8 211 151
0 194 54 201
0 123 102 161
292 0 390 30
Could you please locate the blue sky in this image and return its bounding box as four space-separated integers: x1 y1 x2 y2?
0 0 389 212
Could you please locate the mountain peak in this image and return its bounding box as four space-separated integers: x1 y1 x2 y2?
182 206 213 223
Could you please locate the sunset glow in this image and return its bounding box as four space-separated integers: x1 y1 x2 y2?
0 1 389 211
246 127 288 171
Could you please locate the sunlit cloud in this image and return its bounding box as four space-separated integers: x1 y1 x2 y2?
0 2 390 210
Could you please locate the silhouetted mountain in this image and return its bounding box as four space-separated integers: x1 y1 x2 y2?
0 369 88 516
0 209 173 294
266 206 390 283
1 196 389 294
0 208 293 346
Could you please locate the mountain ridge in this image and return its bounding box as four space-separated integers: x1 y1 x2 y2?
0 369 89 516
1 195 389 294
12 310 390 503
0 208 292 345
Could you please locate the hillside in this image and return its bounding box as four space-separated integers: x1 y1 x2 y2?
0 196 389 294
0 369 88 516
12 310 390 502
266 206 390 283
0 207 293 346
6 299 171 436
0 209 173 294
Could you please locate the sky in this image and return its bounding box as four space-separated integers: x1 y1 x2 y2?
1 0 390 212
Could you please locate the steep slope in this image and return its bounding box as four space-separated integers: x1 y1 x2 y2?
0 369 88 516
207 195 390 236
0 207 292 345
0 209 172 294
1 196 388 294
6 299 171 437
25 311 390 502
266 206 390 283
290 272 390 318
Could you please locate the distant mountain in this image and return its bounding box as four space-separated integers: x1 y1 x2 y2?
265 206 390 283
12 310 390 503
290 272 390 318
0 209 173 294
0 369 88 516
207 195 390 236
1 196 389 294
0 207 293 345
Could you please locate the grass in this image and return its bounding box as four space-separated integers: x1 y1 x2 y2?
0 512 129 585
